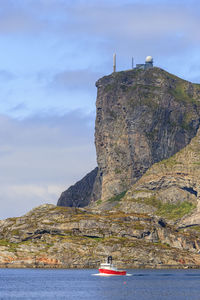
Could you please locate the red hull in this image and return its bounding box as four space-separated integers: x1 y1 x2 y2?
99 268 126 276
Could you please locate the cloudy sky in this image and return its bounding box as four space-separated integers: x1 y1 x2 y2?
1 0 200 219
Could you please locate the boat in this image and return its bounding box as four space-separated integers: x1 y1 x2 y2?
98 256 126 275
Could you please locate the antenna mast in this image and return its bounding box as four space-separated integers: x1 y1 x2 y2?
132 57 134 69
113 53 116 72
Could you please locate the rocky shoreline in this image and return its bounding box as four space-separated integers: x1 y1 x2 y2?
1 263 200 269
0 263 200 270
1 204 200 269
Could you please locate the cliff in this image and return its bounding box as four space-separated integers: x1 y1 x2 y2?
58 67 200 206
57 167 98 208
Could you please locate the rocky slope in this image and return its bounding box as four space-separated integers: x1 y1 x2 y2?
58 67 200 207
118 127 200 228
1 204 200 268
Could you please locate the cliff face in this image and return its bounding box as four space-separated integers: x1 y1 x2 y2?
57 67 200 207
94 68 200 201
57 167 98 208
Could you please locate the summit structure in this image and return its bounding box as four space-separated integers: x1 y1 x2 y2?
135 55 154 70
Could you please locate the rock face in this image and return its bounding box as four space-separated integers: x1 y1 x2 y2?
57 67 200 207
1 204 200 268
57 167 98 207
94 68 200 201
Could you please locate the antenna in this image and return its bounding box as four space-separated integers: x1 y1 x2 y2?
113 53 116 72
132 57 134 69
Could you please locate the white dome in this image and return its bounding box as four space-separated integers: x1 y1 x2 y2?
145 56 153 63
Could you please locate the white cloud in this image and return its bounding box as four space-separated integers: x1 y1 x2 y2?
1 1 200 47
0 70 16 81
50 69 101 91
0 111 96 219
1 0 200 219
0 183 64 219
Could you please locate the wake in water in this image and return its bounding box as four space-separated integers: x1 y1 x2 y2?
92 273 132 276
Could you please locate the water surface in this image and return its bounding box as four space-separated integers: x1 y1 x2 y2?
0 268 200 299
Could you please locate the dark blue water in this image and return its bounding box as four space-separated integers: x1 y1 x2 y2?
0 268 200 299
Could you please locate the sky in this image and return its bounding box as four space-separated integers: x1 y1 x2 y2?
1 0 200 219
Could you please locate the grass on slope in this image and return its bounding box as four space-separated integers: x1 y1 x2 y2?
133 195 196 221
169 81 200 105
107 191 127 203
156 201 195 220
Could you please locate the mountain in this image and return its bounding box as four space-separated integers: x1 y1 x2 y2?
1 67 200 268
58 67 200 207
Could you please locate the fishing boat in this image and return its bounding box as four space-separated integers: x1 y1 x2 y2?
98 256 126 276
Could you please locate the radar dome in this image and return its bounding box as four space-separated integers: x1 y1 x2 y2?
145 56 153 63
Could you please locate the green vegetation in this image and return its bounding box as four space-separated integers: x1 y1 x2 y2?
107 191 127 203
96 199 102 205
70 213 99 222
192 162 200 166
132 195 196 221
161 157 179 168
0 240 18 252
133 195 160 208
85 236 103 241
7 217 17 223
0 239 10 246
104 84 116 92
179 112 195 131
11 229 20 236
153 241 171 249
150 153 180 170
169 81 199 105
156 201 196 220
114 168 122 174
133 189 154 194
133 222 145 230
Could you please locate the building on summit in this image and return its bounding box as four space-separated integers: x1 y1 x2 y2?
136 56 153 70
113 54 154 73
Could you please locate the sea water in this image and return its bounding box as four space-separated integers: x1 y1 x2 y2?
0 268 200 299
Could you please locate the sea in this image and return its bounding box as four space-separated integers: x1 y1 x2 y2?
0 268 200 300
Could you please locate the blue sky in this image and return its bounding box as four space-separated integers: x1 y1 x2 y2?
1 0 200 219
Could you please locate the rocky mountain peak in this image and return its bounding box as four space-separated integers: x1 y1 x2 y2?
58 67 200 207
94 67 200 201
